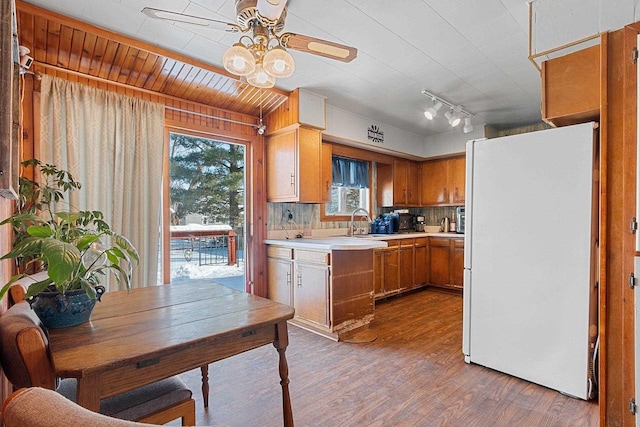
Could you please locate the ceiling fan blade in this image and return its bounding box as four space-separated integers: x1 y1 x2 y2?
281 33 357 63
256 0 288 21
141 7 240 32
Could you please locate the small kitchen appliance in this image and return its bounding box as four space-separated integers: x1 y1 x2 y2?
415 215 426 232
397 213 415 232
440 217 450 232
455 207 465 233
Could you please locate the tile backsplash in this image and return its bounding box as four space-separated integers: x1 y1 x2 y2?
267 203 460 231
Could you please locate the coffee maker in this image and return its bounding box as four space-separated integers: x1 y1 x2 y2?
415 215 426 232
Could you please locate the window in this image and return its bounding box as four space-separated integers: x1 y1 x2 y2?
324 156 370 217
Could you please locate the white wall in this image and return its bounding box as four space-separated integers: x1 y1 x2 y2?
422 125 486 159
324 105 425 159
532 0 640 54
323 104 486 159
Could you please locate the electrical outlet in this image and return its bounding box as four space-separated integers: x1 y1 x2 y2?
286 210 294 223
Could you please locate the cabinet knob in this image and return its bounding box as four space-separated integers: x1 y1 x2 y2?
297 274 302 287
286 271 291 287
290 173 295 186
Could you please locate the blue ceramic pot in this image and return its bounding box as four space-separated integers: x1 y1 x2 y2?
29 286 105 328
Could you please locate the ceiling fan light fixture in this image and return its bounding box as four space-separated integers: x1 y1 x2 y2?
247 63 276 88
223 43 256 76
463 117 474 134
423 101 443 120
263 46 295 78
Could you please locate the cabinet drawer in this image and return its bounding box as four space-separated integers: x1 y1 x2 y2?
428 237 450 247
414 237 427 247
267 246 293 260
385 239 400 247
295 249 330 265
399 238 414 248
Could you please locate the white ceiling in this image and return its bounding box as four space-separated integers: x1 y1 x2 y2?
20 0 607 136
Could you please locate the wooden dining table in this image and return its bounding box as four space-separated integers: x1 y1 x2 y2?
46 281 295 426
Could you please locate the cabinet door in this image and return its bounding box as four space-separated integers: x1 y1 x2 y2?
406 162 421 205
449 157 466 204
295 263 330 327
428 238 451 286
451 239 464 289
393 160 409 205
421 159 448 205
266 130 297 201
399 239 414 289
297 127 323 203
373 249 385 298
321 142 332 203
414 238 428 286
382 247 399 294
267 257 294 306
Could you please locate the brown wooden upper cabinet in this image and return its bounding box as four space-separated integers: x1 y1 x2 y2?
377 159 420 207
420 156 465 206
541 44 601 127
266 125 331 203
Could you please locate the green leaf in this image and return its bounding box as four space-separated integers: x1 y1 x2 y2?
80 280 97 299
114 235 139 263
24 278 54 299
40 239 81 285
55 211 82 224
27 225 54 237
76 233 102 251
1 237 43 259
1 213 46 226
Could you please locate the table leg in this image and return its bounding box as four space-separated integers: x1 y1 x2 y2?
200 364 210 408
75 376 101 412
273 321 294 427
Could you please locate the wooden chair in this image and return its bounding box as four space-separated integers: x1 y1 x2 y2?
0 301 196 425
2 387 164 427
10 275 211 409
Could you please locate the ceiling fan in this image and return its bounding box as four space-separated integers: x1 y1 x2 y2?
142 0 358 89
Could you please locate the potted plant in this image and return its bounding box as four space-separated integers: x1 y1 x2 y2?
0 159 138 328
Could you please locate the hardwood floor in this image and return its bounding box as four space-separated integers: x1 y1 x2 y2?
179 288 598 426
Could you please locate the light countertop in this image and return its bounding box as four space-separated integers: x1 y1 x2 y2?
265 232 464 251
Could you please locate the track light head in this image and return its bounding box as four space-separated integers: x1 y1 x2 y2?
423 102 443 120
463 117 474 134
445 111 461 127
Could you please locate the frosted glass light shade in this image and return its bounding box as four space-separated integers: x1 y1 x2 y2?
263 46 295 78
222 43 256 76
247 63 276 88
423 102 442 120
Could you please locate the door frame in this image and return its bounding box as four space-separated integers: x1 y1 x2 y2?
162 123 266 296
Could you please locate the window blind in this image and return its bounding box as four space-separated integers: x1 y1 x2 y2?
331 156 369 188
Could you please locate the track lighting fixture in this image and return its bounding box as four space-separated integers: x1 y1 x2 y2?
463 117 474 134
445 110 462 127
421 89 474 133
423 102 442 120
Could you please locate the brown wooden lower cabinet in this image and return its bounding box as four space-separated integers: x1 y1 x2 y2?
427 237 464 291
267 245 375 340
414 238 428 286
374 236 464 300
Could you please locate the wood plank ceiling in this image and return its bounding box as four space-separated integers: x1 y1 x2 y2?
15 1 289 117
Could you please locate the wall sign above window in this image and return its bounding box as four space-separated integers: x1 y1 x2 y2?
367 125 384 144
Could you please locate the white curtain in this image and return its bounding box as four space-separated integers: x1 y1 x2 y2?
39 75 164 290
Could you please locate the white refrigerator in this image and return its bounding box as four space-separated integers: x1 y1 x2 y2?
462 122 598 400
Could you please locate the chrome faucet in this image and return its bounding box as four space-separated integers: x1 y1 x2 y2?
348 208 371 236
